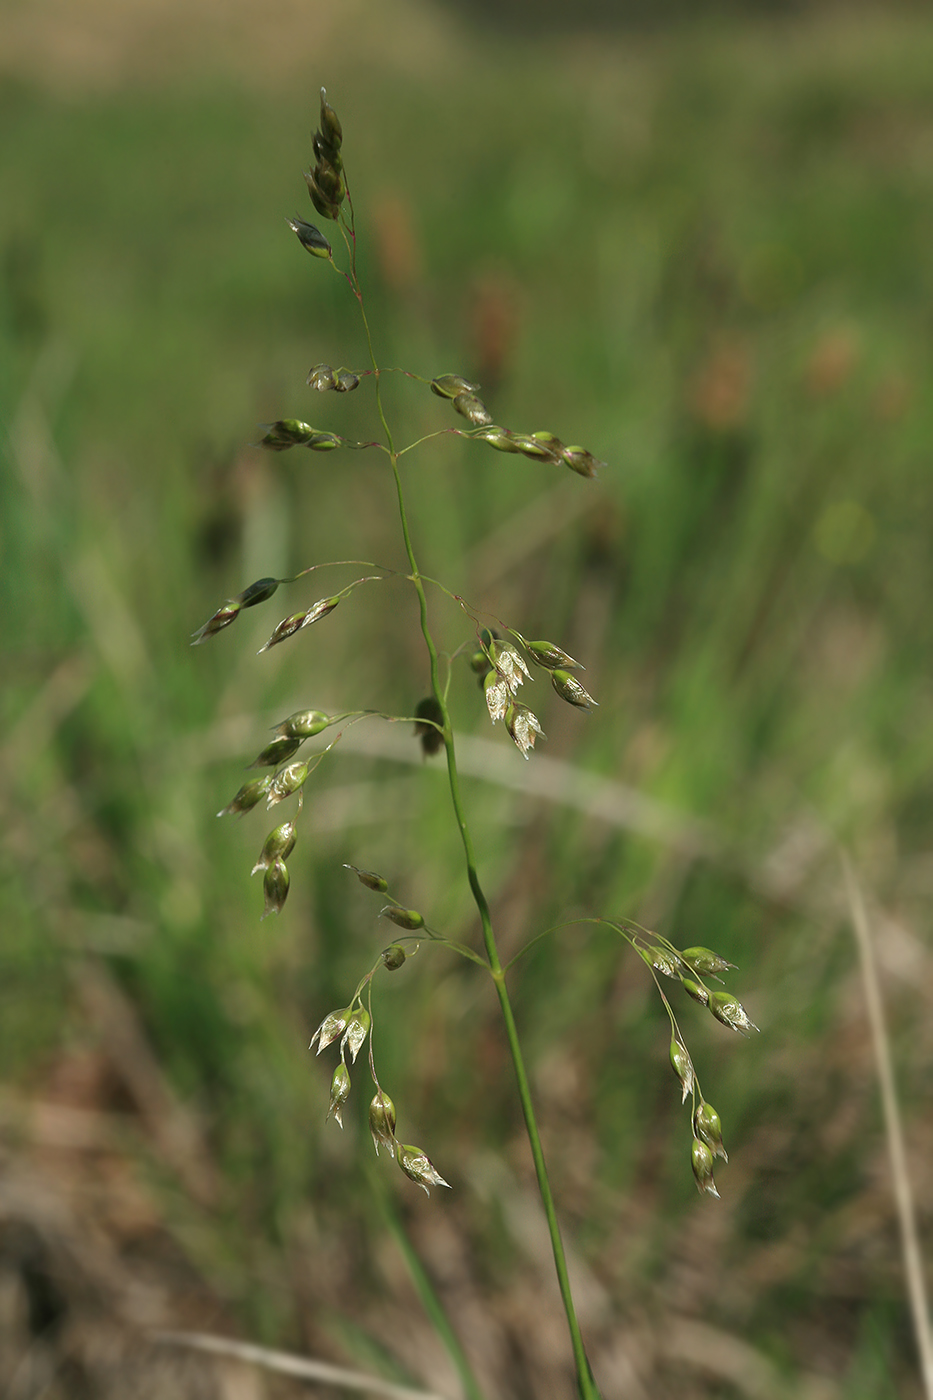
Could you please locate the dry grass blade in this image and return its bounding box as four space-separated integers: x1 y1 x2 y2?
842 852 933 1400
155 1331 450 1400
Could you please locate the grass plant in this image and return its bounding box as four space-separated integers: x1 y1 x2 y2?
194 88 757 1397
4 13 933 1394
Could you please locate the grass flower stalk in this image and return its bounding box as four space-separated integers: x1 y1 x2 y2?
197 87 755 1398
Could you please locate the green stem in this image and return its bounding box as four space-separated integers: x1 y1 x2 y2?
387 444 602 1400
353 247 601 1398
369 1165 487 1400
442 742 601 1400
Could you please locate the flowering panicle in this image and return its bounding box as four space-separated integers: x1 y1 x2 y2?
472 625 591 758
196 84 754 1241
304 88 346 222
611 921 752 1194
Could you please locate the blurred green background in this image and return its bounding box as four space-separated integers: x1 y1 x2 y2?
2 1 933 1396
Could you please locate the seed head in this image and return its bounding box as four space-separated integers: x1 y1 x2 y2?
310 1007 350 1054
531 430 565 454
261 858 290 918
304 169 342 222
681 946 738 980
382 945 408 971
504 703 545 759
307 363 338 391
511 433 559 462
681 978 710 1007
302 596 341 627
191 600 239 644
274 710 331 739
319 88 343 153
247 734 303 769
305 432 342 451
341 1007 371 1064
526 639 584 671
304 91 346 221
251 820 297 875
258 419 316 451
452 391 493 426
489 640 531 696
344 864 389 893
369 1090 397 1158
691 1137 720 1198
484 671 509 725
709 992 759 1036
190 577 280 645
238 577 281 608
217 775 273 817
312 131 338 167
550 669 598 710
430 374 478 399
669 1036 695 1104
327 1063 351 1127
266 761 310 807
474 426 521 454
313 156 345 204
646 946 684 979
694 1101 728 1162
258 597 339 653
258 613 306 652
561 445 604 479
397 1144 450 1195
286 217 333 259
381 906 425 931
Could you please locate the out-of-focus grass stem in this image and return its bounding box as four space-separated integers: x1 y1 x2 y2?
842 852 933 1400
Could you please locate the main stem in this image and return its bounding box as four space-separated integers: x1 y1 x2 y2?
364 335 599 1393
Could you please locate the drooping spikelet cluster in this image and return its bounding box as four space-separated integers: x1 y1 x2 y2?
610 921 759 1197
469 626 597 759
309 865 451 1195
194 85 756 1212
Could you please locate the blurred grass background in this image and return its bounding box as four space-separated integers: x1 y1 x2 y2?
2 0 933 1396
